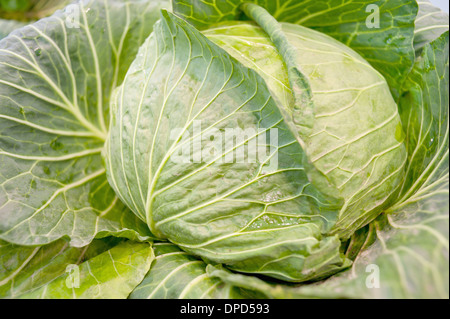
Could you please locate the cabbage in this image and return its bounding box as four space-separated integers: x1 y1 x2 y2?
0 0 448 299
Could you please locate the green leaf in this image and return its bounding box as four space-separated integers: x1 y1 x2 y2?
211 166 448 299
106 10 350 282
0 1 73 40
212 188 448 299
210 31 450 299
0 0 171 246
0 0 33 12
414 0 449 53
129 242 262 299
0 237 121 298
298 184 448 299
396 31 448 208
0 0 73 21
206 264 353 299
203 17 407 239
0 17 27 40
173 0 418 99
17 240 154 299
239 3 315 138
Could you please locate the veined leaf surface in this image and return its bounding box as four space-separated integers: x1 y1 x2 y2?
18 240 154 299
0 237 122 298
209 31 450 299
130 242 262 299
204 19 407 239
414 0 449 52
0 0 171 246
173 0 418 99
396 31 449 207
106 10 350 282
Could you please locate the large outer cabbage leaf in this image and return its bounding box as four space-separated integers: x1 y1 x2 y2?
396 32 448 209
173 0 418 99
0 237 121 298
17 240 154 298
0 0 171 247
105 10 351 282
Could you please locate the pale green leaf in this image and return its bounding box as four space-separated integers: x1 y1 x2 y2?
396 31 448 208
130 242 262 299
414 0 449 52
0 0 171 246
106 10 350 282
209 31 450 299
18 240 154 299
0 237 121 298
204 17 407 239
0 18 27 40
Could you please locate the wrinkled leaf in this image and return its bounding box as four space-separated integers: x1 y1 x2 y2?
396 31 448 207
204 16 407 239
0 0 172 246
210 31 450 299
173 0 418 99
106 10 350 282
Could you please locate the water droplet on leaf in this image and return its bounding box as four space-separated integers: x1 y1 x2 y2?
50 138 64 151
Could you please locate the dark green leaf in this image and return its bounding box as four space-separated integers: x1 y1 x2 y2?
173 0 418 99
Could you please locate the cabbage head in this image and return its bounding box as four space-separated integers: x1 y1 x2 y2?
0 0 448 299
